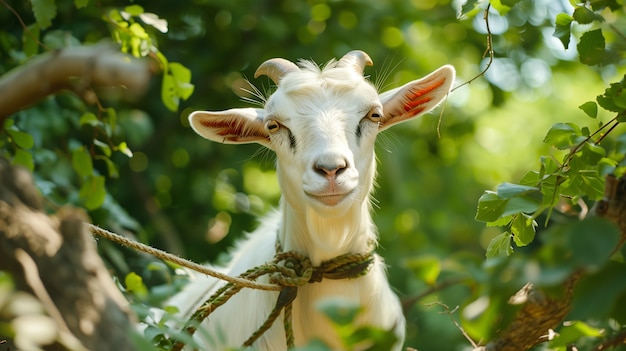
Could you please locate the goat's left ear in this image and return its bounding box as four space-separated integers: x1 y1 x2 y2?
378 65 455 131
189 108 270 146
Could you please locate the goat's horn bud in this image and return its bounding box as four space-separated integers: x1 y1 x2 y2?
254 58 300 84
338 50 373 75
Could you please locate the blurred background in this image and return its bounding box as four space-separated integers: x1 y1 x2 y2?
1 0 624 349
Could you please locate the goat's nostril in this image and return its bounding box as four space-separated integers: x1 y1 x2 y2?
314 160 348 177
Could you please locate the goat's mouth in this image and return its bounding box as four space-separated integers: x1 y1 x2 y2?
305 190 354 207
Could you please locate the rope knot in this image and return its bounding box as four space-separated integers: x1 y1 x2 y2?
269 251 313 287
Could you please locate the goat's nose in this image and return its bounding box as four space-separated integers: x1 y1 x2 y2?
314 159 348 177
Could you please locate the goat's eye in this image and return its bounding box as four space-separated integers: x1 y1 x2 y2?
367 108 383 122
266 120 280 133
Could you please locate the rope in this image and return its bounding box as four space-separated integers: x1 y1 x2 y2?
87 224 282 291
173 244 374 350
87 223 374 350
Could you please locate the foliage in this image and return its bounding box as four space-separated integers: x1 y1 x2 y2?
2 0 626 350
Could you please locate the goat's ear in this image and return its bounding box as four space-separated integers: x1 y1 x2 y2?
378 65 455 131
189 108 270 146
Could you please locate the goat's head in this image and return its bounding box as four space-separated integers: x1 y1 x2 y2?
189 51 455 217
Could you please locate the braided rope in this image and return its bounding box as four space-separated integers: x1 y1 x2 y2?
87 223 374 350
87 224 281 291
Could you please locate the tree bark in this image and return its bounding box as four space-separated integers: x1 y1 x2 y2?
0 159 138 351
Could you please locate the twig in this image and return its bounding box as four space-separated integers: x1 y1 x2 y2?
429 302 479 349
0 0 49 51
544 110 626 224
591 330 626 351
609 24 626 42
450 4 494 93
401 276 468 313
437 4 493 137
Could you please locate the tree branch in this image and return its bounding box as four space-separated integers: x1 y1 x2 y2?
0 41 151 121
475 174 626 351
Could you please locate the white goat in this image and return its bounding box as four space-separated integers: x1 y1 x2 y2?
170 50 454 350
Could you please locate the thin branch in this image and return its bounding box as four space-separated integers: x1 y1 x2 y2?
591 330 626 351
401 276 468 313
429 302 479 349
0 42 151 121
609 24 626 42
0 0 49 50
451 4 494 93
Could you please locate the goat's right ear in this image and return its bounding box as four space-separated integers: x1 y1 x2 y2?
189 108 270 146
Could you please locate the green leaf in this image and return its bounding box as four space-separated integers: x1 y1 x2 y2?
511 214 536 247
106 107 117 134
475 192 507 222
486 215 513 227
124 271 148 298
12 149 34 171
580 142 605 165
573 6 604 24
544 122 581 149
501 196 541 217
578 101 598 118
553 13 573 49
74 0 88 8
7 129 34 149
459 0 483 18
79 112 100 127
496 182 540 199
79 175 106 210
589 0 620 11
549 321 604 348
117 142 133 158
486 232 513 258
129 23 149 39
580 175 605 200
316 298 362 326
170 62 195 99
31 0 57 29
160 63 197 110
72 147 93 178
124 5 144 16
577 29 606 66
597 76 626 113
22 24 40 58
490 0 513 15
161 73 178 112
102 157 119 178
518 170 540 186
94 140 111 157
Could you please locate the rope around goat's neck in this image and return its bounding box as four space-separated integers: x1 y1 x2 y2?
87 223 375 350
172 238 375 351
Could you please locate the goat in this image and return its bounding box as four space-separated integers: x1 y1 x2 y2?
170 50 455 350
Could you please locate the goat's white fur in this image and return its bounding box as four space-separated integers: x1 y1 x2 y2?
171 51 455 350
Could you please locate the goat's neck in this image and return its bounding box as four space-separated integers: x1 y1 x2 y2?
278 200 375 265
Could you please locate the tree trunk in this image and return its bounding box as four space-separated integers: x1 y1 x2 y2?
0 159 138 351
